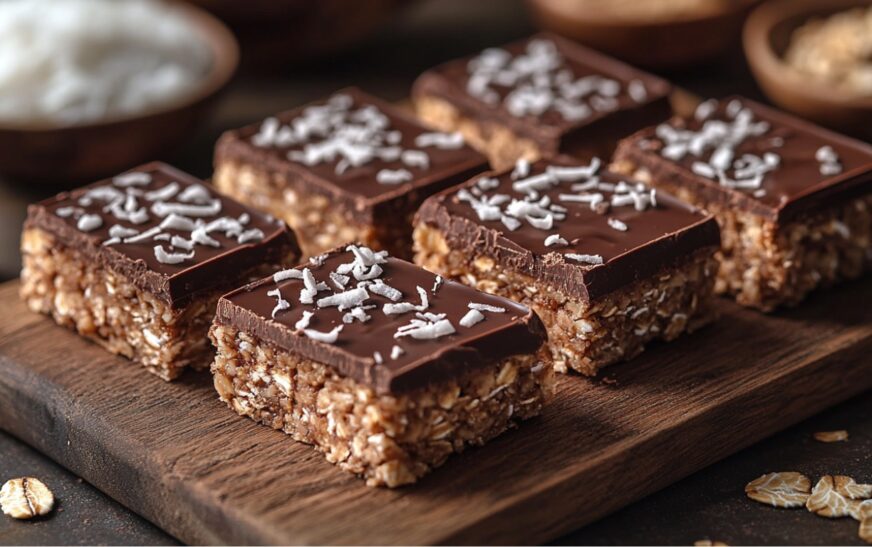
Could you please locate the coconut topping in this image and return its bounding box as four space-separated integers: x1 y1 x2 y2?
58 168 270 266
465 38 647 122
259 245 530 362
452 157 663 267
658 97 863 201
248 92 466 187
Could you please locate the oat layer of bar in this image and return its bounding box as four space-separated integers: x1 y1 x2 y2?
412 32 672 171
210 244 552 487
612 97 872 311
414 156 720 376
20 162 300 380
213 88 488 259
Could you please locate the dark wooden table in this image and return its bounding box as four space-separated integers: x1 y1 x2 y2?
0 1 868 544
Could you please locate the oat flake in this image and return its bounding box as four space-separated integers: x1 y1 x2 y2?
813 430 849 442
745 471 811 508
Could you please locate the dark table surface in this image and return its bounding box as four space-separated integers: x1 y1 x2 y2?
0 1 869 545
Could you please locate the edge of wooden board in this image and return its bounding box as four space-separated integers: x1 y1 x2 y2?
1 277 870 545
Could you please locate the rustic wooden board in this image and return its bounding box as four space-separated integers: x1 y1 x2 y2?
1 279 870 545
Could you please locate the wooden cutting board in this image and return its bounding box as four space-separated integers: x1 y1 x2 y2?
0 278 870 545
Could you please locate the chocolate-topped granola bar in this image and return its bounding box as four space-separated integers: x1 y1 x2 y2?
213 88 488 259
20 162 300 380
209 244 552 487
412 33 672 170
612 97 872 311
414 156 720 375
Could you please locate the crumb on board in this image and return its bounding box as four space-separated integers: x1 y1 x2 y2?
813 430 849 443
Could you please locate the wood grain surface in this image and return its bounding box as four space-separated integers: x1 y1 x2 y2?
1 278 870 545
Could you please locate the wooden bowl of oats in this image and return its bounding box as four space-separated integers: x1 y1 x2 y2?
743 0 872 138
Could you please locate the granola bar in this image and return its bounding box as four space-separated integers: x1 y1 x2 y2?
20 162 300 380
213 88 488 259
612 97 872 311
412 33 672 171
209 244 552 487
414 156 720 376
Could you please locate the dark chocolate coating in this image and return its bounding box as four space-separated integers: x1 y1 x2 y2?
25 162 300 309
216 248 547 394
416 157 720 302
412 32 673 159
614 96 872 223
214 87 489 226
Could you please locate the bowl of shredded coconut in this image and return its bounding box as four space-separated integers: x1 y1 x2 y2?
0 0 238 181
744 0 872 137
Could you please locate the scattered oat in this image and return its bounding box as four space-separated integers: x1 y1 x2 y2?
806 475 856 518
745 472 811 508
860 515 872 544
834 476 872 500
1 477 54 519
814 430 849 443
856 500 872 545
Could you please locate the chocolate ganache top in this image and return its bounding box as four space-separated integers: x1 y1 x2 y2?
413 32 671 146
216 87 488 205
216 245 547 394
416 156 720 302
623 96 872 221
26 162 299 308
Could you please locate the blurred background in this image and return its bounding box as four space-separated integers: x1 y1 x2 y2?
0 1 870 543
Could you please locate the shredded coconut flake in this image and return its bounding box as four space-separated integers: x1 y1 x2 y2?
303 325 343 344
368 279 403 302
469 302 506 313
394 317 455 340
459 309 485 328
376 168 413 185
383 286 429 315
607 218 628 231
273 268 303 283
390 345 404 359
267 288 291 318
76 214 102 232
153 245 194 265
294 310 314 330
432 275 443 293
565 253 604 265
415 131 464 149
114 171 151 187
316 287 369 310
544 233 568 247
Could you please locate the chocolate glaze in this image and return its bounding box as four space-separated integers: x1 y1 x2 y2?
214 87 489 226
25 162 300 309
614 96 872 223
216 247 546 394
412 32 673 159
416 156 720 302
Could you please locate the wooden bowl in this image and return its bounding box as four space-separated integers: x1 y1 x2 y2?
0 3 238 183
526 0 760 70
743 0 872 138
185 0 408 69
